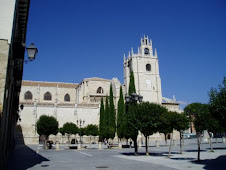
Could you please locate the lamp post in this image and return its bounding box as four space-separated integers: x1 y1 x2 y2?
77 119 85 144
125 93 143 156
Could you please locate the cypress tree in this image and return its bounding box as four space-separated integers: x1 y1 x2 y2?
104 96 109 139
109 84 116 139
128 71 136 95
99 97 105 141
117 86 125 139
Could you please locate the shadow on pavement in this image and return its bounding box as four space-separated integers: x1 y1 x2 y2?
171 157 195 161
191 155 226 170
121 151 178 157
184 149 206 152
6 145 49 170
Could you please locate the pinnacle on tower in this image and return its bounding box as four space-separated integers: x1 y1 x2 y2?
131 48 134 55
155 48 158 57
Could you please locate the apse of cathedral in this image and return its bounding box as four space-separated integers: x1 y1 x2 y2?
19 36 181 144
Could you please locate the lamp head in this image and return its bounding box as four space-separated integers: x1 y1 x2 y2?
26 43 38 61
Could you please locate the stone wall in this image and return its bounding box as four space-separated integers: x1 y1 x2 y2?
0 40 9 113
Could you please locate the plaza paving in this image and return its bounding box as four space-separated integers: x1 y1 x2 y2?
6 139 226 170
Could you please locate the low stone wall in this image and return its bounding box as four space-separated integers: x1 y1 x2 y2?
19 130 181 145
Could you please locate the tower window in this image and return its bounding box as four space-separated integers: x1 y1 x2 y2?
44 92 52 101
24 91 32 100
97 87 104 94
64 94 70 102
144 48 149 55
146 64 151 72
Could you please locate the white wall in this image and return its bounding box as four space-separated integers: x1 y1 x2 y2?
0 0 16 43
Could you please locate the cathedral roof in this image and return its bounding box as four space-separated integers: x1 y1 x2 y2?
82 77 111 82
22 80 78 88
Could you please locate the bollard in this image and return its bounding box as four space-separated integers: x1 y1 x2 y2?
56 141 60 150
119 142 122 149
98 142 102 150
155 140 159 147
78 143 81 150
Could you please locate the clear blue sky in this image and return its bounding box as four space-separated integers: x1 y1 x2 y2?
24 0 226 107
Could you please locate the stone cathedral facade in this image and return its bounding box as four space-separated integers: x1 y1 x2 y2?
18 36 180 144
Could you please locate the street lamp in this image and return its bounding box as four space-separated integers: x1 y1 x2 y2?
12 43 38 68
77 119 85 144
26 43 38 61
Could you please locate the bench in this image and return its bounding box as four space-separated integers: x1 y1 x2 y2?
108 144 119 149
68 144 77 149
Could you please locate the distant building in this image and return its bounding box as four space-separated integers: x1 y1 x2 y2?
0 0 31 169
19 36 181 144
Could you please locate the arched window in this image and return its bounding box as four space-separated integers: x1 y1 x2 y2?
64 94 70 102
97 87 104 94
144 48 149 55
24 91 32 100
146 64 151 72
44 92 52 101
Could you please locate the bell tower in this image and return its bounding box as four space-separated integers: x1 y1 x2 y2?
124 35 162 103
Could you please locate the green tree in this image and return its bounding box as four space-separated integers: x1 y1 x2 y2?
86 124 99 145
160 111 178 158
99 97 105 141
62 122 78 143
128 71 136 95
117 86 125 140
104 96 109 140
36 115 59 149
58 127 65 135
109 84 116 139
127 104 139 155
127 70 139 154
174 113 189 154
138 102 167 155
209 77 226 131
184 103 209 161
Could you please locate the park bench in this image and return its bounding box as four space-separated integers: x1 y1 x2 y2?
108 144 119 149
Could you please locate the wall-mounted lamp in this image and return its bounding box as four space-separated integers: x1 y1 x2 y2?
26 43 38 61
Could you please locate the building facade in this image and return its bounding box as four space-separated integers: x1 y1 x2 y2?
19 36 181 144
0 0 31 168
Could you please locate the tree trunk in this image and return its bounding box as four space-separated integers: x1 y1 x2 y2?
133 138 138 156
165 134 167 146
180 131 182 154
168 133 173 158
126 139 128 145
90 136 91 148
44 135 48 149
145 136 149 156
197 133 201 161
208 132 213 152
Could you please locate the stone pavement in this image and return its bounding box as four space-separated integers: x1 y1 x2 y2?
6 139 226 170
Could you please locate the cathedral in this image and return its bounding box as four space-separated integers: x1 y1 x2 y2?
18 36 181 144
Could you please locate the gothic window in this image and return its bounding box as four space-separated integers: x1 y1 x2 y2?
64 94 70 102
44 92 52 101
144 48 149 55
146 64 151 72
97 87 104 94
24 91 32 100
